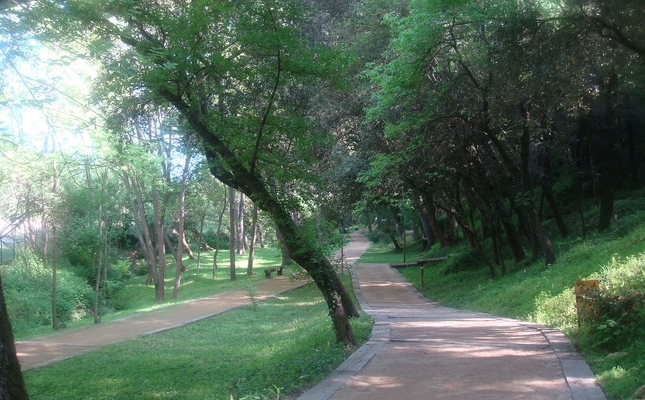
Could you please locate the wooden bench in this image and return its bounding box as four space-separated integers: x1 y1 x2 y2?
264 266 284 278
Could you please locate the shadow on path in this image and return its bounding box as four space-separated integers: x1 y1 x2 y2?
299 232 606 400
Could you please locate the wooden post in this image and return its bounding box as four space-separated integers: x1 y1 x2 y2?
420 266 424 288
575 280 599 326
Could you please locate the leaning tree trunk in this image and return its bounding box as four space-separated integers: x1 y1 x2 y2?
0 273 29 399
160 90 360 345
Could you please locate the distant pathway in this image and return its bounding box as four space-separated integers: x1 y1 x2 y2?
299 238 606 399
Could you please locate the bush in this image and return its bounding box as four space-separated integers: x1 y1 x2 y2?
2 249 94 333
202 230 230 250
441 249 485 275
578 255 645 351
532 289 577 334
365 229 386 243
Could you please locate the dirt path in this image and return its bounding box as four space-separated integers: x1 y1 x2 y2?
15 230 371 371
299 257 607 399
15 274 309 370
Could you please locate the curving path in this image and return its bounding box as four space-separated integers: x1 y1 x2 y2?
299 232 606 400
15 230 371 371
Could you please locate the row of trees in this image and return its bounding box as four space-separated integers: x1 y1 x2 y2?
326 0 645 277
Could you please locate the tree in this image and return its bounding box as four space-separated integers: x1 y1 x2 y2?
16 0 360 343
0 273 29 399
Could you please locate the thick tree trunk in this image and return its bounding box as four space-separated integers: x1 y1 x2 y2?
275 226 291 267
0 273 29 400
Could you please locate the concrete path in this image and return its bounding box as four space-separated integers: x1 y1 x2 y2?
299 259 607 399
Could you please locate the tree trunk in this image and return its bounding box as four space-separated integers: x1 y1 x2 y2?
172 152 192 299
413 194 434 251
161 89 359 345
598 72 618 231
51 226 58 330
0 273 29 400
124 175 162 301
276 225 291 267
540 133 569 237
236 192 245 255
228 186 237 281
213 186 228 280
152 188 166 300
247 203 258 276
195 214 206 279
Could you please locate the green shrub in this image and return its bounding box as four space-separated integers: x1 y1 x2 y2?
2 249 94 332
532 289 578 334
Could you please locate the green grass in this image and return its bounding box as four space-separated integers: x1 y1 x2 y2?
12 248 294 341
358 208 645 400
23 273 373 400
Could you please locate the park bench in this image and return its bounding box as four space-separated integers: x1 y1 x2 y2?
264 266 284 278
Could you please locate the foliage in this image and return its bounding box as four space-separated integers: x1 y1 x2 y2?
23 276 373 399
1 249 94 332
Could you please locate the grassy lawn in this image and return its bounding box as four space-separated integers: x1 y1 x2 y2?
358 209 645 400
23 273 373 400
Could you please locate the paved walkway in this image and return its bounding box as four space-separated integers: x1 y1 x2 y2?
299 254 606 399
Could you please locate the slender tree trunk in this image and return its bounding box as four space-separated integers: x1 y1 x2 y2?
236 193 245 255
598 72 618 231
247 203 258 276
152 188 166 300
172 152 192 299
125 175 162 301
196 214 205 279
413 194 434 251
0 273 29 400
51 226 58 330
213 187 228 279
228 186 237 281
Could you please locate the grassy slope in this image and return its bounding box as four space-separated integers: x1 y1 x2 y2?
360 204 645 400
23 272 373 399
